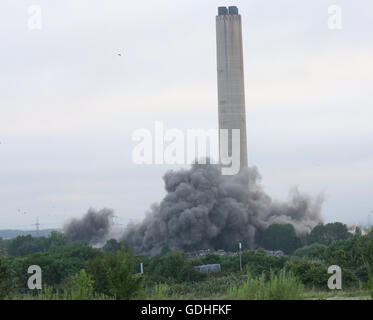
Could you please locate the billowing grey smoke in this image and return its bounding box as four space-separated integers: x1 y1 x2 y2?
63 208 114 245
121 164 323 255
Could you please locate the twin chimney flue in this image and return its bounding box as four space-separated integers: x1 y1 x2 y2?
218 6 239 16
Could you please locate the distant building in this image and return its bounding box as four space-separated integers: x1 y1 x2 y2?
195 264 221 274
265 250 285 257
185 249 236 259
348 224 371 235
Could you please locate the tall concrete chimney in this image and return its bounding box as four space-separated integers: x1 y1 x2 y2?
216 6 248 174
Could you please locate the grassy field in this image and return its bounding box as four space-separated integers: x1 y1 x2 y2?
145 289 371 300
10 272 373 300
145 272 372 300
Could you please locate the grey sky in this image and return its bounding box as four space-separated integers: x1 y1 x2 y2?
0 0 372 230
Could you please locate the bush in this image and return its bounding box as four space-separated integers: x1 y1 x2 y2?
70 269 94 300
287 258 328 288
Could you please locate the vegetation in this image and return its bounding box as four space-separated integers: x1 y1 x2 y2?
0 253 13 299
293 243 328 260
0 222 372 300
106 249 144 299
308 222 351 245
287 259 328 288
147 251 205 283
228 270 304 300
258 224 301 254
70 269 95 300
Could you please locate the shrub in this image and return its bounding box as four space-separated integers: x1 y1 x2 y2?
70 269 94 300
287 258 328 288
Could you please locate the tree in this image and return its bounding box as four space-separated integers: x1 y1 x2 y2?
0 254 13 299
106 249 144 300
242 249 287 277
10 242 102 290
363 231 373 273
293 243 328 260
324 234 368 287
7 235 47 256
362 230 373 297
258 224 301 254
199 253 222 266
7 233 68 257
103 239 122 253
48 232 68 248
15 253 69 287
308 222 351 245
147 251 205 283
0 237 10 254
87 256 111 295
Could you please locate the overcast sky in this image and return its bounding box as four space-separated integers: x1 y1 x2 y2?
0 0 372 230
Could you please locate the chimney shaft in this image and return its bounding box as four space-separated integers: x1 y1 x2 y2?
216 7 248 173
